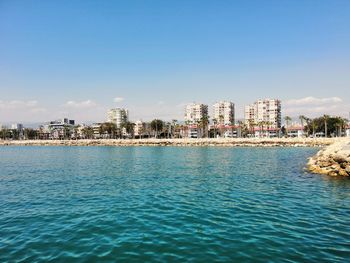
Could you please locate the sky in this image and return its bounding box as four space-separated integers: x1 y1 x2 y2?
1 0 350 124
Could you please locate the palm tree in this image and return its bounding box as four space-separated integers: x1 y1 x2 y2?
184 120 191 138
82 126 94 139
200 115 210 138
212 118 218 138
219 114 224 137
334 116 347 137
171 119 178 138
323 114 329 137
310 119 318 137
151 119 163 138
304 117 311 136
248 119 256 137
237 120 246 138
122 121 135 138
63 125 71 140
299 115 306 128
100 122 117 139
284 116 292 137
230 119 235 138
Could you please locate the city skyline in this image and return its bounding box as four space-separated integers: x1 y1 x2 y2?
1 1 350 122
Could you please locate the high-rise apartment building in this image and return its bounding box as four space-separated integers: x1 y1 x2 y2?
107 108 128 128
184 103 208 124
184 103 209 138
213 101 235 125
244 99 281 128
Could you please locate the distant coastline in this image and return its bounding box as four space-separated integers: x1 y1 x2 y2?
0 137 336 147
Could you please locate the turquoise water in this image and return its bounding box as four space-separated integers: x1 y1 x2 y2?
1 146 350 262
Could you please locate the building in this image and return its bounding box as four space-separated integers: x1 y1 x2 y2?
11 123 24 131
346 125 350 137
213 101 235 125
134 120 145 138
185 103 209 124
212 101 235 138
245 99 281 129
184 103 209 138
134 120 153 138
91 123 103 139
287 125 305 138
11 123 24 140
107 108 128 128
42 118 75 139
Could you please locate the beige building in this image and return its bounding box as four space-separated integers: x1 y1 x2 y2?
107 108 128 128
184 103 208 124
245 99 281 128
134 120 150 138
184 103 209 138
213 101 235 125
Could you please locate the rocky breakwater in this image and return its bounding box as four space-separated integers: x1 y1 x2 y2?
308 138 350 177
0 137 335 147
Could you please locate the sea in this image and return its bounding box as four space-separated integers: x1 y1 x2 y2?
1 146 349 262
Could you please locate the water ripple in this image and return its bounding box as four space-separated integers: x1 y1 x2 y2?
0 146 350 262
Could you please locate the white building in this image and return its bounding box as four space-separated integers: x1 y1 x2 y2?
213 101 235 125
245 99 281 129
184 103 208 138
11 123 24 131
185 103 208 124
47 118 75 139
346 125 350 137
107 108 128 128
9 123 24 140
134 120 145 138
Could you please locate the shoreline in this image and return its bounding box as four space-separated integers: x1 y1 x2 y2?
0 137 336 147
2 137 349 176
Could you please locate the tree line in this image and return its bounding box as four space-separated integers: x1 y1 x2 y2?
1 115 348 140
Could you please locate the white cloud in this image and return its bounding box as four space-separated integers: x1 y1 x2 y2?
63 100 97 109
285 96 342 106
284 96 347 117
113 97 125 103
0 100 49 122
30 107 47 113
0 100 39 110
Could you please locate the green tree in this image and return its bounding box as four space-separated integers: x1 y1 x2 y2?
248 119 256 137
238 120 248 138
284 116 292 137
212 118 218 138
171 119 178 138
151 119 164 138
0 128 10 140
122 121 136 138
299 115 307 128
82 127 94 139
323 115 329 137
24 128 38 140
218 114 224 137
100 122 117 139
200 115 210 138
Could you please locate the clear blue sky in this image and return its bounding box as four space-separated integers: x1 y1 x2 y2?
1 0 349 123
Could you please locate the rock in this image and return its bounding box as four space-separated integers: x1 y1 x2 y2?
345 166 350 174
338 169 349 177
328 171 339 176
334 156 347 164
